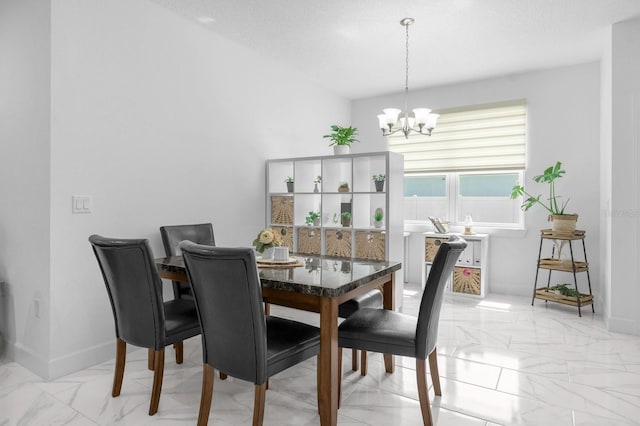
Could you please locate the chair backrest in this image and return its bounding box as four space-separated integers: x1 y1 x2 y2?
415 235 467 359
89 235 166 350
160 223 215 256
180 241 267 384
160 223 215 299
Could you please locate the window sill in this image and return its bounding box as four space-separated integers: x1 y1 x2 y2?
404 222 528 238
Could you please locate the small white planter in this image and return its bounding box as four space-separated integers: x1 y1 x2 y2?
261 247 274 260
333 145 350 155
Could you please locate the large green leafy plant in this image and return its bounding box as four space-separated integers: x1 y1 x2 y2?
323 125 360 147
511 161 570 215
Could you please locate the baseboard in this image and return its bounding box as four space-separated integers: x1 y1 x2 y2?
48 340 115 380
608 315 640 336
12 341 49 379
4 338 115 380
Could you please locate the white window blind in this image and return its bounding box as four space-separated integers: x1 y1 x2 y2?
388 100 527 174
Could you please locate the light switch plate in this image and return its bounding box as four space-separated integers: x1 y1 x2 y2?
72 195 92 213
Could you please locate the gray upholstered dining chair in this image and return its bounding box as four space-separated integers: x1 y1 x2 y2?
89 235 201 415
339 289 382 375
180 242 321 426
160 223 215 300
338 235 467 426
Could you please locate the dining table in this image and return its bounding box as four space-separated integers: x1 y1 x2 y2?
155 253 401 426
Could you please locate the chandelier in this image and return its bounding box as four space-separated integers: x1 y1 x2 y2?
377 18 439 139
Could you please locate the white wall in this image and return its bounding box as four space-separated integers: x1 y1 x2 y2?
352 63 601 299
0 0 52 377
600 27 613 327
1 0 349 379
608 17 640 335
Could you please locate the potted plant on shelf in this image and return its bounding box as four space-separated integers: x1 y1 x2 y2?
285 176 294 193
510 161 578 232
305 211 321 226
373 208 384 228
338 182 350 193
313 176 322 193
372 174 386 192
323 125 359 155
340 212 352 227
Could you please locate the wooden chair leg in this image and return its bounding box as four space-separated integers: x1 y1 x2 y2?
148 348 154 370
428 349 442 396
416 358 433 426
264 302 271 316
316 355 321 414
351 349 358 371
198 364 215 426
253 383 267 426
112 338 126 397
338 347 343 409
360 350 367 376
149 349 165 415
174 342 184 364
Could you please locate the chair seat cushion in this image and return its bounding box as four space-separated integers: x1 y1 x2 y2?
338 308 417 358
163 299 201 344
266 316 320 377
338 289 383 319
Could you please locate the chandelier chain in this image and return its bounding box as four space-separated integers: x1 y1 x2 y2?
404 20 410 121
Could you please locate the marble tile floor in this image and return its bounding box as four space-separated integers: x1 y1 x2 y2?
2 283 640 425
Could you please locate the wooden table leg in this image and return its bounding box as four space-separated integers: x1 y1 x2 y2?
383 273 395 374
319 297 338 426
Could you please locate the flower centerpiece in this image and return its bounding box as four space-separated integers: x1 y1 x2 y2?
252 227 283 259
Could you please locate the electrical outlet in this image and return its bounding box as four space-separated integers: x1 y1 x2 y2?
34 298 40 318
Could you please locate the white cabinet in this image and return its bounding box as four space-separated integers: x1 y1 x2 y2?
421 232 489 298
266 152 405 301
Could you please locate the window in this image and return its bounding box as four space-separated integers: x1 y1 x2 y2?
392 100 527 228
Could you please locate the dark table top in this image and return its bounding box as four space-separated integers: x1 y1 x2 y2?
156 254 401 298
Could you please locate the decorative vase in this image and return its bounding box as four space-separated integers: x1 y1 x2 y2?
550 214 578 232
286 182 294 193
313 218 321 226
374 220 383 228
374 181 385 192
261 247 275 260
333 145 350 155
313 183 319 193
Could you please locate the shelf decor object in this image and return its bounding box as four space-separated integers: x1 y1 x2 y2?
325 230 352 258
271 196 293 225
297 227 321 255
270 226 293 250
355 231 386 261
377 18 439 139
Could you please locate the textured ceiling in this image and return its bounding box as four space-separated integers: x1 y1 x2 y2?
148 0 640 99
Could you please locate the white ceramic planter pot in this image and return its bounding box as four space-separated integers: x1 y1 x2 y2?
261 247 275 260
333 145 350 155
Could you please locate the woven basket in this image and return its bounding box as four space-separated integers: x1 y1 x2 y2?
325 229 352 258
550 214 578 232
355 231 386 261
